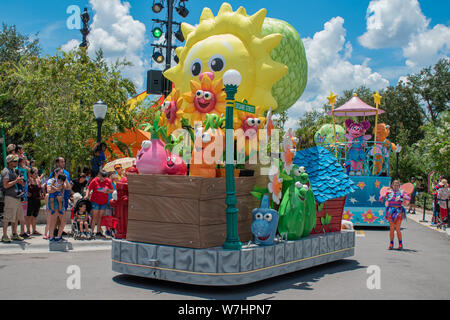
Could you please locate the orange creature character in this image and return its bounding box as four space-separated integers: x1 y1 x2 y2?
372 123 397 175
190 114 225 178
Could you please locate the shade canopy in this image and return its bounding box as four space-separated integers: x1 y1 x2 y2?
327 95 385 117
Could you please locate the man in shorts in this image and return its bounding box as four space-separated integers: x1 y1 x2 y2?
1 154 26 242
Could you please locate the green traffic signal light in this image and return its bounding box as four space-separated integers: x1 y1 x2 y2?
152 27 163 38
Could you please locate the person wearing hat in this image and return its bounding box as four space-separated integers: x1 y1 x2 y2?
1 154 25 242
114 164 125 181
6 144 16 155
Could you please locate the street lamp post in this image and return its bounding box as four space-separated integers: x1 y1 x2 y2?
395 145 402 180
93 100 107 143
222 70 242 251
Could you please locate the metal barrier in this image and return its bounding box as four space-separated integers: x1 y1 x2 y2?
319 140 392 177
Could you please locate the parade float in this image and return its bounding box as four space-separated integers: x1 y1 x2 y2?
316 92 413 227
111 3 355 286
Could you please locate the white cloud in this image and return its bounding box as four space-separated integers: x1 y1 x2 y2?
285 17 389 129
61 0 149 90
358 0 428 49
61 39 80 52
358 0 450 72
403 24 450 70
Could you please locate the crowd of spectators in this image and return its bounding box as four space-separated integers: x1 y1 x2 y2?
1 142 126 243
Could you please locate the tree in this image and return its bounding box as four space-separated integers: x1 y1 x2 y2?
273 109 289 141
408 111 450 178
0 23 40 64
407 58 450 124
378 83 424 146
295 109 332 150
7 48 136 172
0 24 41 151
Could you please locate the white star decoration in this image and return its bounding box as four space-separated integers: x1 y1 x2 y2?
349 198 358 204
368 195 376 204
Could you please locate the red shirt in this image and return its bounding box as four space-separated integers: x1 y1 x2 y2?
88 177 113 205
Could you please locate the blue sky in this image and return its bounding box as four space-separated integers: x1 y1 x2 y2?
1 0 449 125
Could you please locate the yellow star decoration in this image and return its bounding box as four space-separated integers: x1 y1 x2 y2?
327 91 338 106
373 91 382 106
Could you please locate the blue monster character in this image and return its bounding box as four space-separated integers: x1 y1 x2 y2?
251 195 279 246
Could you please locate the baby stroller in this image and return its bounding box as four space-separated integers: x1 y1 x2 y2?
71 199 94 240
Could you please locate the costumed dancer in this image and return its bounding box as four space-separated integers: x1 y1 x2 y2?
379 180 410 250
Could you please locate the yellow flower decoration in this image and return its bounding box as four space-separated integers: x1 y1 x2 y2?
233 106 265 157
161 89 184 135
182 74 226 124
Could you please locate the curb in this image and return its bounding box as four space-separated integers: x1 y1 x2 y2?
0 237 112 255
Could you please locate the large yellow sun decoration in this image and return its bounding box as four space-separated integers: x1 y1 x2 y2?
161 89 184 135
182 74 226 123
164 2 288 115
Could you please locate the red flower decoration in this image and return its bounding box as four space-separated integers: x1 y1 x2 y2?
362 209 378 223
357 181 366 190
342 210 354 221
374 180 381 189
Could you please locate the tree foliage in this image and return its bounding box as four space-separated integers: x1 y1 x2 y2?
0 24 41 146
6 48 136 172
407 58 450 124
0 23 40 64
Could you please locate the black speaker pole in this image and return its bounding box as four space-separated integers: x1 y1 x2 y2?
164 0 174 97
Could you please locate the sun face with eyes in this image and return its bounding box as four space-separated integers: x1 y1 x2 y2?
182 74 226 123
163 3 288 116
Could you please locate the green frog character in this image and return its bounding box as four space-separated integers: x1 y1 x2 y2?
278 165 316 240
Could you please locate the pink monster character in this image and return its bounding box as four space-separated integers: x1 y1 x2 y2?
136 140 167 174
163 150 187 176
344 119 371 176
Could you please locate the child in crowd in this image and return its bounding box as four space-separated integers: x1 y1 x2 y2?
48 174 67 214
75 201 90 239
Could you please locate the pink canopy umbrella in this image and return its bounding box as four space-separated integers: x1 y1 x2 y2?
327 95 385 117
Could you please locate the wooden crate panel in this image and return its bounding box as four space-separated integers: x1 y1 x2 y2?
126 219 253 249
128 194 199 224
312 197 345 235
200 220 253 248
126 220 201 248
199 177 257 200
323 198 346 210
127 174 203 199
199 195 257 225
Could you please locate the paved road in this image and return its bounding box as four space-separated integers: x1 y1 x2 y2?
1 217 450 300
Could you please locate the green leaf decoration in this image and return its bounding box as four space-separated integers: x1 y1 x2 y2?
318 203 324 212
203 113 225 131
250 191 263 200
253 186 269 194
281 172 293 181
322 213 332 226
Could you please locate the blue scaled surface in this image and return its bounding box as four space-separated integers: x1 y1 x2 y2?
293 146 357 203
